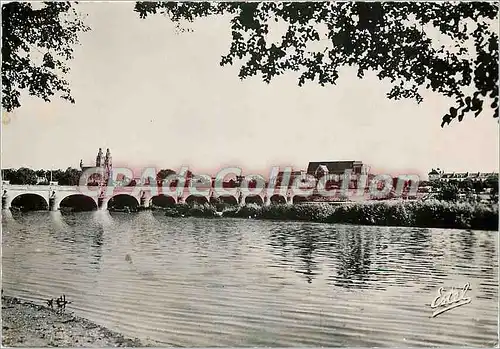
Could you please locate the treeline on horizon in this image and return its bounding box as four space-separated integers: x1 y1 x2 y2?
2 168 82 186
1 167 239 188
1 167 181 186
1 167 244 189
1 167 498 192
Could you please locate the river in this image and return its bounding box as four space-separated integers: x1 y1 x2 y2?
2 210 498 347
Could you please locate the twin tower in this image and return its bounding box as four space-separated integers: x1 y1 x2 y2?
79 148 112 186
96 148 112 169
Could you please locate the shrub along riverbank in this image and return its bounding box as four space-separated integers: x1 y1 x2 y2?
161 200 498 231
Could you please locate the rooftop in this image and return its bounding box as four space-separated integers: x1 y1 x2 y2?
306 161 363 174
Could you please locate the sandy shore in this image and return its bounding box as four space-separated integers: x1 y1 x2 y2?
1 295 153 347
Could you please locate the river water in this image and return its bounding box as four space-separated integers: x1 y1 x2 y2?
2 210 498 347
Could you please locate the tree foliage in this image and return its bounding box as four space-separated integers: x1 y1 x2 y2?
135 2 499 126
435 182 460 202
6 167 38 185
2 167 83 185
485 174 499 202
156 169 176 181
484 174 498 188
458 178 474 191
2 169 17 182
58 167 82 186
35 169 47 178
51 169 64 182
2 2 89 112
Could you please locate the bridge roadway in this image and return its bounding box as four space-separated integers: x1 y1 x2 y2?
1 184 311 211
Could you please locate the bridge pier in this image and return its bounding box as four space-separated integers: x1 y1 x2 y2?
286 188 294 205
51 199 62 211
2 192 12 210
49 191 58 211
140 198 150 208
264 195 271 206
99 198 110 210
139 192 149 208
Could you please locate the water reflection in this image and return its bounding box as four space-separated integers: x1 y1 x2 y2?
53 212 104 271
267 224 376 288
1 209 16 226
293 225 322 284
475 233 497 301
403 228 432 258
2 214 498 347
267 224 318 282
331 227 374 289
460 230 476 261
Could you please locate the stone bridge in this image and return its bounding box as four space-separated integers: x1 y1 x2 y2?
1 184 309 211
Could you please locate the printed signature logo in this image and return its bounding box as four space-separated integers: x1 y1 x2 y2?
430 282 471 318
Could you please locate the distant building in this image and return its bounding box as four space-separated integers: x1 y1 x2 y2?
428 169 441 181
306 161 368 180
428 169 498 182
80 148 113 186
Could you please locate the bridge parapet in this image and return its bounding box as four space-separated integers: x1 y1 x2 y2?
50 185 81 192
2 184 301 194
1 184 83 192
2 184 53 191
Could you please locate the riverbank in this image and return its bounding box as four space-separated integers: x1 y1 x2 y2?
1 295 150 347
163 200 499 231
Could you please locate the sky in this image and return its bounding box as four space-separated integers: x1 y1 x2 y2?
2 2 499 179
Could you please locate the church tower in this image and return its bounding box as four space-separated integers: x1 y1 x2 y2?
104 148 112 184
96 148 103 167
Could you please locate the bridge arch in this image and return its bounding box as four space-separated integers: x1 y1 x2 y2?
270 194 287 205
293 195 309 204
245 195 264 206
10 193 49 211
218 195 238 206
107 194 140 210
59 194 98 212
185 195 209 206
150 194 176 208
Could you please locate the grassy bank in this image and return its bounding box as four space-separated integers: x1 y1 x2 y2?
163 200 498 231
1 295 156 347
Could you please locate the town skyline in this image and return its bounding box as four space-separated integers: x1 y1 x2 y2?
2 2 499 177
2 150 498 182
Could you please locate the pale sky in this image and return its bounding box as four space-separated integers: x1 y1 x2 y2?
2 2 499 178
